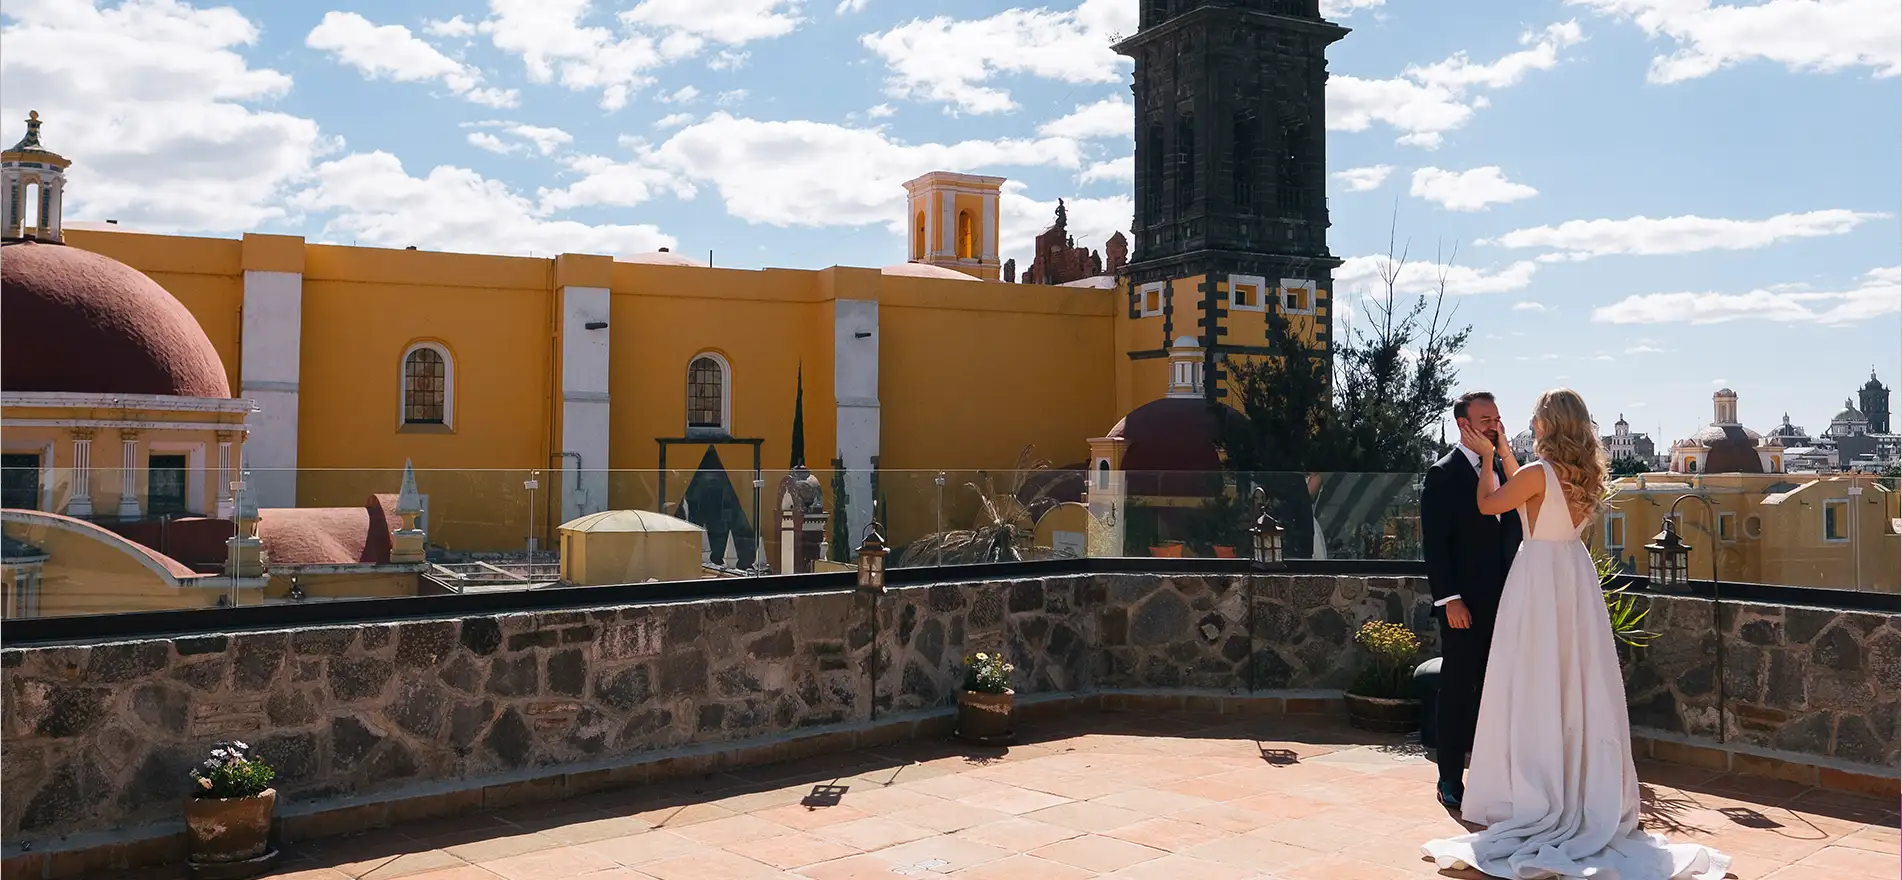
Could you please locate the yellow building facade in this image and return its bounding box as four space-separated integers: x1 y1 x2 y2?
1600 473 1901 593
2 120 1337 578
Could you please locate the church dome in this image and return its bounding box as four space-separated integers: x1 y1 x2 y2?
1106 397 1242 496
881 262 978 281
1 239 230 398
1833 400 1866 422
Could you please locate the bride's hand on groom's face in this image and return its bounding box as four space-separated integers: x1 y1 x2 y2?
1459 424 1494 455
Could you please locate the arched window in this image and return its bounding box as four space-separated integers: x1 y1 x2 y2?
956 210 975 259
686 353 730 435
1096 460 1110 490
913 212 926 259
401 343 452 427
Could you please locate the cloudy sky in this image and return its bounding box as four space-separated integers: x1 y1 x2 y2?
2 0 1896 447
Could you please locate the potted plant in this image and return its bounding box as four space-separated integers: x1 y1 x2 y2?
956 652 1015 745
185 739 279 877
1345 620 1424 733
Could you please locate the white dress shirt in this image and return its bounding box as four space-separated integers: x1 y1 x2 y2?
1437 443 1500 608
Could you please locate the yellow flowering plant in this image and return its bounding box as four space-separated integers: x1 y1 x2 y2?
1349 620 1422 699
960 652 1014 695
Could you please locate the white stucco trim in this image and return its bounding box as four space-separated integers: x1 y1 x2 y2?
241 268 302 509
146 440 207 515
685 350 733 437
1278 278 1316 315
1229 274 1267 312
1138 282 1166 317
0 392 257 414
3 419 256 432
398 341 456 430
560 285 612 524
981 192 998 260
0 439 55 511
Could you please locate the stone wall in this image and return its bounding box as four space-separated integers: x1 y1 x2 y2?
2 572 1894 846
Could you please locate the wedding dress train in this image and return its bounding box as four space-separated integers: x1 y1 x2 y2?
1422 462 1731 880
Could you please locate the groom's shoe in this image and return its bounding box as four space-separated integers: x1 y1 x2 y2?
1436 780 1464 811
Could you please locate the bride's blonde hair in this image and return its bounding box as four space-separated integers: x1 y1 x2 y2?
1532 388 1608 521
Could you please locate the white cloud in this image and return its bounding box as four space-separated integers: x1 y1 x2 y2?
1512 301 1549 312
566 113 1083 230
1409 166 1538 211
1039 96 1132 140
1483 209 1885 259
621 0 804 45
654 112 696 129
293 151 673 256
0 0 331 232
709 49 750 70
1321 0 1387 16
1332 165 1395 192
1330 21 1584 147
860 0 1136 114
1336 254 1540 296
1592 266 1901 326
716 89 749 106
837 0 870 13
424 16 479 39
1570 0 1900 83
462 121 575 156
1080 156 1134 185
305 12 518 108
866 103 896 118
659 85 700 103
1625 343 1668 354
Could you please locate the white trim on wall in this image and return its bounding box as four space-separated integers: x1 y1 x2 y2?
1229 274 1267 312
399 341 456 430
1278 278 1315 315
0 392 257 413
1138 282 1166 317
685 350 733 437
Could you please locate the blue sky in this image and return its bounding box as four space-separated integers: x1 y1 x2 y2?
2 0 1896 447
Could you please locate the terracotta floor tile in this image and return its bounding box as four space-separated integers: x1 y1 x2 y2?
836 785 946 815
1154 774 1265 803
257 869 357 880
629 802 736 830
669 814 795 847
539 817 656 846
1791 843 1900 877
358 850 471 880
1028 833 1168 873
955 786 1074 816
1837 823 1902 854
869 836 1013 873
810 816 937 851
1095 853 1265 880
398 869 507 880
721 832 862 870
885 799 1012 833
1168 801 1288 835
1090 787 1216 817
637 850 787 880
440 832 563 864
579 830 708 866
1764 866 1870 880
1024 799 1149 833
1273 852 1426 880
749 802 874 831
954 816 1087 852
1249 818 1367 854
1104 817 1236 853
790 853 917 880
904 774 1015 801
1017 772 1141 800
943 854 1096 880
1180 833 1321 871
479 844 623 880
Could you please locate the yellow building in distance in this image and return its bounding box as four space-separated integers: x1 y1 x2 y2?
0 113 1336 597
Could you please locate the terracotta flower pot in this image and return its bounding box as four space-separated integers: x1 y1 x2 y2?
957 688 1015 744
1344 693 1422 734
185 788 276 865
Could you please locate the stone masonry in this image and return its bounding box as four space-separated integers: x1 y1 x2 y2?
2 573 1894 846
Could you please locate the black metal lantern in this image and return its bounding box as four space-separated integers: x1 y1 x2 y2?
1248 487 1285 570
856 521 888 591
287 575 305 602
1644 518 1690 590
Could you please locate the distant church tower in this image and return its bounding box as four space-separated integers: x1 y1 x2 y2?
2 111 70 242
1115 1 1348 400
1860 370 1890 434
902 171 1006 280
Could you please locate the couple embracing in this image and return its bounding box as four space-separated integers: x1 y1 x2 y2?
1418 389 1730 880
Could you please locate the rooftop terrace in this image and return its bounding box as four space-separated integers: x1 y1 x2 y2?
63 708 1900 880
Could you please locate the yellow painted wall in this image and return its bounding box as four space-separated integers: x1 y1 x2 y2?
1 519 227 616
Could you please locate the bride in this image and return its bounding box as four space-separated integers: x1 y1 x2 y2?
1422 389 1730 880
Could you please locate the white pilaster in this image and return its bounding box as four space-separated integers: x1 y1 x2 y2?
240 269 303 508
116 432 140 519
834 299 881 544
66 435 92 517
940 194 956 257
559 285 612 526
981 192 997 261
216 439 234 518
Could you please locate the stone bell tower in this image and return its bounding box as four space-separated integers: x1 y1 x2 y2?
902 171 1006 280
2 111 70 242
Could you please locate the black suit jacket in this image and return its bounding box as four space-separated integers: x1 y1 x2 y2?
1421 448 1524 618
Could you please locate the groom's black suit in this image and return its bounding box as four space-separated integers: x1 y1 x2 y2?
1421 446 1523 791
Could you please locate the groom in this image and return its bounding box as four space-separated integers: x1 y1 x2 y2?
1421 391 1524 810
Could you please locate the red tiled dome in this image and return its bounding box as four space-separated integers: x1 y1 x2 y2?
1 239 229 398
1106 396 1241 496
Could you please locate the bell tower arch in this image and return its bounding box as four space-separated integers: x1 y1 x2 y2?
901 171 1005 280
2 111 71 242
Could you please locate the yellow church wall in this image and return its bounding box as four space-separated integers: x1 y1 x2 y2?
295 244 555 551
62 229 246 394
1 519 236 616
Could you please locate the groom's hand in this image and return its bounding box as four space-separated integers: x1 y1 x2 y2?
1444 598 1472 629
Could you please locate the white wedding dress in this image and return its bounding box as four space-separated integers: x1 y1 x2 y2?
1422 462 1731 880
